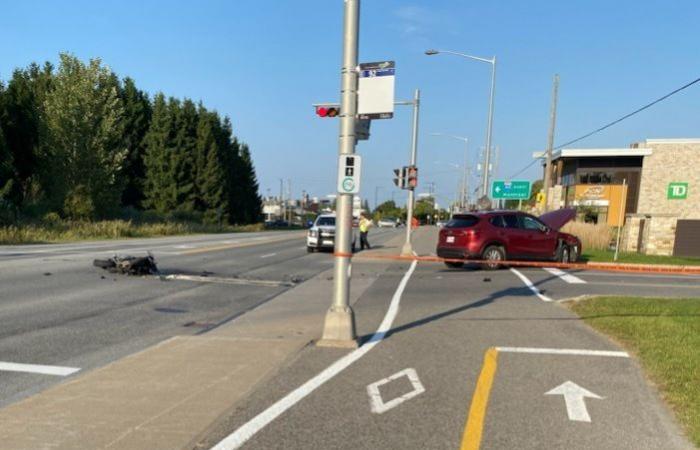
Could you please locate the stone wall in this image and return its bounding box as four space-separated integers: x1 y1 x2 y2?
644 215 678 256
621 215 643 252
621 213 678 256
636 139 700 219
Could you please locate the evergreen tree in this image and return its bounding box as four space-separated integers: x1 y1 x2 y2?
119 77 152 208
237 143 262 224
217 117 243 223
42 54 126 219
170 98 198 212
0 62 53 208
195 108 226 223
143 93 175 213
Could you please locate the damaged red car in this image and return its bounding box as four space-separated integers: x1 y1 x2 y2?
436 209 582 269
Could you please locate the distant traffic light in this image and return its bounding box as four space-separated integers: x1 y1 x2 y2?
316 106 340 118
406 165 418 189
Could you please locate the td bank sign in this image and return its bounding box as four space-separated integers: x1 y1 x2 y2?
667 182 688 200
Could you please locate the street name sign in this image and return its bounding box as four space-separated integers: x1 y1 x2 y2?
357 61 395 120
492 180 531 199
337 154 362 195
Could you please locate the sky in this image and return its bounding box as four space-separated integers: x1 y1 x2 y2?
2 0 699 209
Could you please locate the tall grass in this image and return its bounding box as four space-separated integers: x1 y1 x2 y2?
0 220 266 245
561 221 612 251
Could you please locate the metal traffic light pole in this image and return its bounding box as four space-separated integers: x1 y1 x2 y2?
318 0 360 348
401 88 420 256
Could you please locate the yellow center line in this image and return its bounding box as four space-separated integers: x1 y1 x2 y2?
180 233 304 255
460 347 499 450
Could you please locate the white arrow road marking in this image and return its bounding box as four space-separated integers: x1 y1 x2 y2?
544 267 586 284
367 368 425 414
545 381 603 422
0 361 80 376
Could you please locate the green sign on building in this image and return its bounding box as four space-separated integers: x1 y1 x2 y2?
667 182 688 200
492 180 531 200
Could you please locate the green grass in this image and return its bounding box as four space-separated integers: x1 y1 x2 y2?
582 249 700 266
0 220 268 244
569 296 700 446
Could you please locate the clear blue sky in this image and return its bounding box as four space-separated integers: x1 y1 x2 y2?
2 0 699 209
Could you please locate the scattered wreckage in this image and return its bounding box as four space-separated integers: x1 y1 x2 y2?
93 254 159 276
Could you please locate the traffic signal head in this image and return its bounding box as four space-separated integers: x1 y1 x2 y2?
407 166 418 189
316 106 340 118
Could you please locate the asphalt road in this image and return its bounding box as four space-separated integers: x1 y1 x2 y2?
200 228 696 450
0 228 402 408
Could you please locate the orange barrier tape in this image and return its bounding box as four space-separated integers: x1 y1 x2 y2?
350 253 700 276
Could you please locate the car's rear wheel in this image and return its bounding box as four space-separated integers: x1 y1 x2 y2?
481 245 505 270
307 246 316 253
445 261 463 269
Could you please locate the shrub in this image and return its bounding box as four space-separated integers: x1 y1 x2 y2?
561 221 613 251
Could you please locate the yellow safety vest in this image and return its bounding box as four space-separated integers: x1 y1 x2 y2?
359 219 370 233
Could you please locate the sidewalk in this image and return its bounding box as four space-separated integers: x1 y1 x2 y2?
0 233 408 450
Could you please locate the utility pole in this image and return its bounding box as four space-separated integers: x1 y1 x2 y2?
319 0 360 348
543 74 559 212
374 186 383 212
287 179 292 223
401 88 421 256
279 178 285 221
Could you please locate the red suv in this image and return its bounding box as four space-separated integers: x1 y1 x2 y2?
436 209 581 269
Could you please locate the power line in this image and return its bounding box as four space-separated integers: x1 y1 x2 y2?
509 76 700 179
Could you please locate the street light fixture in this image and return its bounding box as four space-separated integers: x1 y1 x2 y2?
431 133 469 210
425 49 497 199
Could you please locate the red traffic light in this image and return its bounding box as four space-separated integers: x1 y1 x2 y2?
316 106 340 118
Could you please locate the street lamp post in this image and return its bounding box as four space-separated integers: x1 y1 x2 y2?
431 133 469 210
319 0 359 348
425 49 496 198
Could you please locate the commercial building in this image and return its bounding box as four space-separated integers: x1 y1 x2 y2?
536 138 700 256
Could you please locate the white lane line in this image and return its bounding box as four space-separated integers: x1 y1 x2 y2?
509 268 554 302
260 253 277 259
496 347 629 358
211 259 419 450
367 368 425 414
164 274 293 288
0 361 81 376
544 267 586 284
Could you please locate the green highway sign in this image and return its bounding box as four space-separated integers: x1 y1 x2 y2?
667 182 688 200
492 180 531 200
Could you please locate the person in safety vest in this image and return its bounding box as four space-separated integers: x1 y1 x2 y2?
359 213 373 250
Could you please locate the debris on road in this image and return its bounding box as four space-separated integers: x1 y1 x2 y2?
93 254 158 276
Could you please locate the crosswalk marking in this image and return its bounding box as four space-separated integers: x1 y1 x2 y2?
544 267 587 284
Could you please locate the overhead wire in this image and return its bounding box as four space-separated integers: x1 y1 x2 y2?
508 76 700 179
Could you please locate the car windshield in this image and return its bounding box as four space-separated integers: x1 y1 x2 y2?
446 215 479 228
316 217 335 226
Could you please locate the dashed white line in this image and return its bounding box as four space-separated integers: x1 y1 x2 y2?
260 253 277 259
509 268 553 302
0 361 81 376
210 259 419 450
544 267 587 284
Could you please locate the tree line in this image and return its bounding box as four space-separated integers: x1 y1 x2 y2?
0 53 261 224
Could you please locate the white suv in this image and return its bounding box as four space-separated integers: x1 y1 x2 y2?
307 214 356 253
